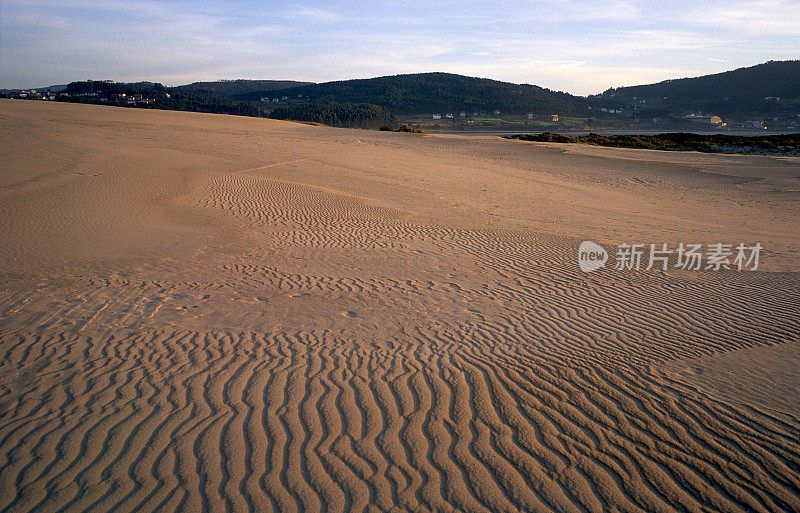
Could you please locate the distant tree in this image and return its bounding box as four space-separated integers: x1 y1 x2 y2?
588 60 800 118
173 80 312 97
269 101 397 129
233 73 589 116
60 80 266 118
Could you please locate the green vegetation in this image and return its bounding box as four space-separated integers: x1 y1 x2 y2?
56 81 394 129
378 125 428 133
506 132 800 155
593 60 800 118
233 72 587 115
396 125 428 133
65 80 164 96
23 61 800 133
508 132 577 143
173 79 311 97
60 80 264 117
268 101 397 129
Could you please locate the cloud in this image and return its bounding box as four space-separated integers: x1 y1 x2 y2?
687 0 800 35
0 1 796 93
285 6 343 23
538 0 645 22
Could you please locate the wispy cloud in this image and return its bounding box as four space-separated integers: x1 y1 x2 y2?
686 0 800 35
0 0 797 93
285 6 343 23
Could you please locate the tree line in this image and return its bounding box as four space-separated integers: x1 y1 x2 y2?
58 81 395 128
232 72 588 115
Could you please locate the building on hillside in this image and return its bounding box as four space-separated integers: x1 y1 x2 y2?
527 113 535 120
551 114 559 122
432 114 442 120
685 114 723 125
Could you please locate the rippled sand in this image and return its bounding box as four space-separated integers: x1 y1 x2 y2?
1 100 799 513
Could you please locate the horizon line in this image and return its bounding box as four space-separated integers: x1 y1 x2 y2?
2 58 795 98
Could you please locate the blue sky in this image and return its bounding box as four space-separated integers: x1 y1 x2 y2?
1 0 798 95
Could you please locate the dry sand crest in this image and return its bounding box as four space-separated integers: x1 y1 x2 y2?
0 99 799 512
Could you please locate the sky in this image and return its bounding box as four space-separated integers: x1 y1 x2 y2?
1 0 799 95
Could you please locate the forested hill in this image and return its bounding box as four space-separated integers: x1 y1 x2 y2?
173 79 312 96
233 73 588 115
32 60 800 127
56 80 396 128
594 60 800 117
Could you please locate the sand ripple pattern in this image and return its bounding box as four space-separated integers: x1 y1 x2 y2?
197 174 422 250
1 170 799 512
1 329 799 513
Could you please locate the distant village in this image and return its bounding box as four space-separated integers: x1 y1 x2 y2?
4 86 798 133
418 102 799 132
585 92 798 132
4 88 160 106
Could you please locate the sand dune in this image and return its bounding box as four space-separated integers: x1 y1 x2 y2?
1 100 799 512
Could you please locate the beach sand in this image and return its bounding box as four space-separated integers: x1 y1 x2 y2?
1 99 799 512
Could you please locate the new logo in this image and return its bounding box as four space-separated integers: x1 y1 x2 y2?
578 241 608 272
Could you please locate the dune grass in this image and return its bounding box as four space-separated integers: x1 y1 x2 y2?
506 132 800 154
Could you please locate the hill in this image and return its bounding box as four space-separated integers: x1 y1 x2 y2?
233 72 588 115
60 80 263 117
56 80 394 128
0 84 67 94
21 61 800 130
173 79 312 97
593 60 800 118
